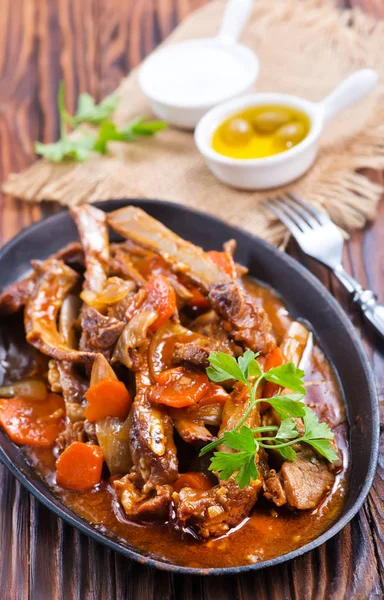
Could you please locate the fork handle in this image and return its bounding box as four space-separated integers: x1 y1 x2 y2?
334 265 384 338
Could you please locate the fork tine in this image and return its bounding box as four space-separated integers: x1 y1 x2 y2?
271 197 311 232
263 200 303 239
287 192 329 225
281 195 319 229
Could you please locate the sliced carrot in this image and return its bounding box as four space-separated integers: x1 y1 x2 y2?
263 347 286 399
198 383 229 406
56 441 104 491
207 250 237 279
84 378 132 422
0 393 65 447
173 472 213 493
149 367 210 408
186 286 210 310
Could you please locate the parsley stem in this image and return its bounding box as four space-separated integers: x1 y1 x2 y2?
258 437 304 449
57 81 67 140
250 426 278 433
234 375 264 433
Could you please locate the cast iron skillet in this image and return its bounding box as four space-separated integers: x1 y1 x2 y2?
0 199 379 575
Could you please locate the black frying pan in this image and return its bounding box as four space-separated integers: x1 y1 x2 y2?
0 199 379 575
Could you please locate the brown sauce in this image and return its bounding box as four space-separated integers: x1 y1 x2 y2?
21 278 349 569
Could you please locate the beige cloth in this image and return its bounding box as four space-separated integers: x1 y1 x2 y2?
3 0 384 244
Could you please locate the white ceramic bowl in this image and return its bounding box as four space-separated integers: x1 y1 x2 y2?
195 69 378 190
138 0 259 129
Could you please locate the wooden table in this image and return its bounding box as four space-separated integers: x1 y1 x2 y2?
0 1 383 598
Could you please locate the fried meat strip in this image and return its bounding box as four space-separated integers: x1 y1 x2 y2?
108 207 276 354
24 259 94 363
113 361 178 520
71 205 125 358
0 241 84 316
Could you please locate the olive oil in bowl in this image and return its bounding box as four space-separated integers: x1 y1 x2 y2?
212 105 311 160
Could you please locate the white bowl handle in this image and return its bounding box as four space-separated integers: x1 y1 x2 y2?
217 0 253 44
317 69 378 125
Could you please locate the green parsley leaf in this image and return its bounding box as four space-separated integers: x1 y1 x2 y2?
74 93 119 125
305 439 339 462
276 445 297 461
35 134 95 162
303 407 334 439
209 451 250 480
264 363 306 394
223 426 256 452
122 116 167 137
208 426 259 488
93 121 125 154
238 349 261 379
276 418 299 440
236 454 259 488
266 393 306 420
93 117 167 155
207 352 246 383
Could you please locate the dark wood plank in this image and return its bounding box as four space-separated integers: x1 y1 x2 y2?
0 1 383 599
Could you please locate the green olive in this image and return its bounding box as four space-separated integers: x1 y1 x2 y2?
252 109 291 134
222 118 253 146
275 122 306 148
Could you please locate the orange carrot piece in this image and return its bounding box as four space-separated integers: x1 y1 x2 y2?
56 441 104 491
173 472 213 493
149 367 210 408
186 286 210 309
207 250 237 279
263 347 286 398
84 378 132 422
198 383 229 406
0 393 65 447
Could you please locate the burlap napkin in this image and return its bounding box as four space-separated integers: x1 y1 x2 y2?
3 0 384 244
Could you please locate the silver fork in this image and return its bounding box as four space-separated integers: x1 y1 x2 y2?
264 193 384 339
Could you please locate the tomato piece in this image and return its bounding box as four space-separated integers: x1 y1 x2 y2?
84 378 132 422
0 393 65 447
148 367 210 408
207 250 237 279
56 442 103 491
263 347 286 399
173 472 213 493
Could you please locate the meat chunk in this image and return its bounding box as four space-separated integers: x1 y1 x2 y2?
209 281 276 354
0 273 37 316
79 306 124 356
24 259 94 363
171 382 263 538
173 478 262 538
108 207 276 354
173 418 215 444
108 206 229 290
129 381 179 493
113 477 173 520
173 342 213 370
0 241 84 316
109 246 146 287
70 205 109 293
264 448 335 510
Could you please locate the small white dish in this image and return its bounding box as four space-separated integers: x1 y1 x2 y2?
194 69 378 190
138 0 259 129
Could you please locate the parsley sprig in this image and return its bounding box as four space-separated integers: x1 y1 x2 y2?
200 350 338 489
35 82 167 162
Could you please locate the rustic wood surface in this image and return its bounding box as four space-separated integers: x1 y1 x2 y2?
0 1 383 598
